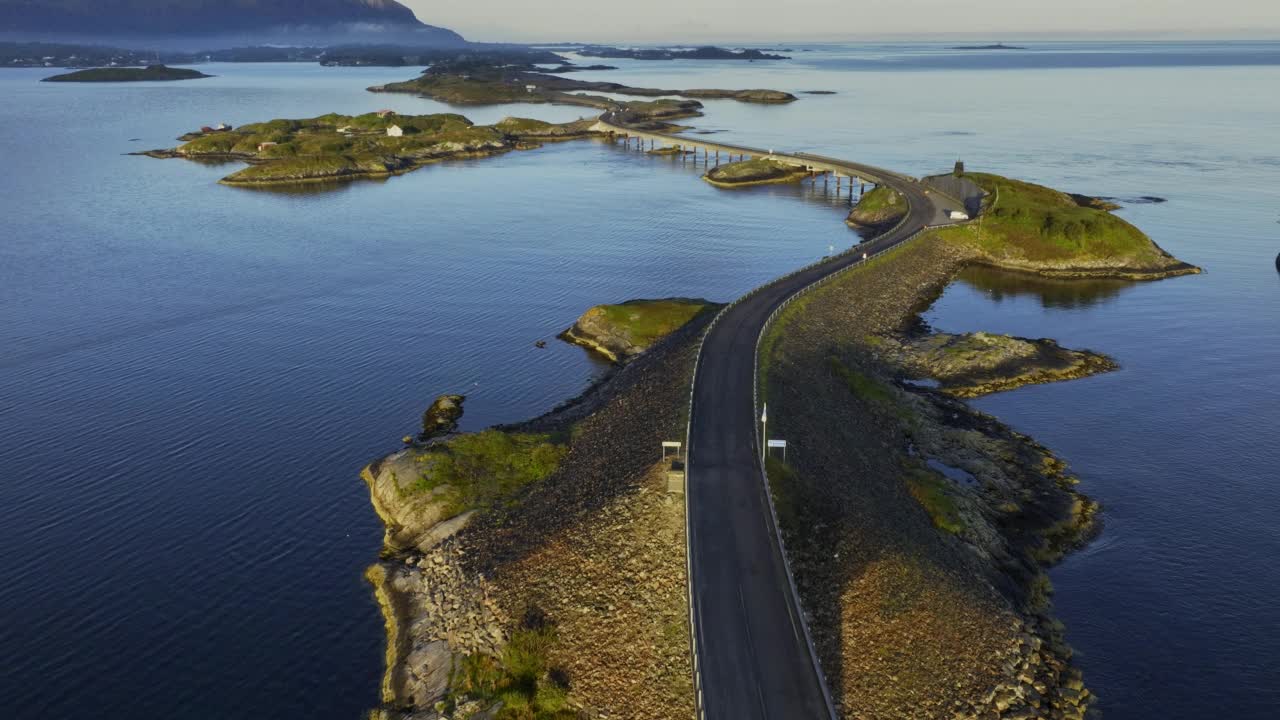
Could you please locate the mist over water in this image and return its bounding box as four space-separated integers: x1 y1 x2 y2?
1 43 1277 718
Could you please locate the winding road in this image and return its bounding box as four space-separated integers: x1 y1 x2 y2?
597 114 952 719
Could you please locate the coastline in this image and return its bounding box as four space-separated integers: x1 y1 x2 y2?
358 213 1195 717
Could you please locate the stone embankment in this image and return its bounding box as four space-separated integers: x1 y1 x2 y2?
756 231 1165 719
364 307 709 719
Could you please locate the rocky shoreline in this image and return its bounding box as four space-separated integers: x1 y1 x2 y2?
362 310 712 719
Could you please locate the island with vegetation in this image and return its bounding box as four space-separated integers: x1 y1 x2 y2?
577 45 789 61
42 64 212 82
357 141 1198 717
142 111 600 186
703 158 812 187
939 173 1198 278
369 58 797 111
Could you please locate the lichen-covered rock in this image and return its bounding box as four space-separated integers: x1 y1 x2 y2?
362 449 456 554
883 331 1117 397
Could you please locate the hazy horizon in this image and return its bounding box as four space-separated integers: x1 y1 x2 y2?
403 0 1280 44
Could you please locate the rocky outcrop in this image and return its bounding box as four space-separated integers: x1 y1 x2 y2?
883 331 1117 397
419 394 464 441
362 450 461 555
559 298 716 364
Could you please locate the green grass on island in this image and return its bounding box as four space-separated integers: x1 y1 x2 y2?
703 158 810 187
563 298 717 362
166 112 592 185
942 172 1198 276
379 72 543 106
448 617 576 719
847 185 907 227
410 430 567 518
594 299 713 349
903 467 965 534
43 64 212 82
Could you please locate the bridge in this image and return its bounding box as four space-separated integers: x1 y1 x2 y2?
595 112 957 719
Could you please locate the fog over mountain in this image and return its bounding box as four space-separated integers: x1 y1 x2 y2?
0 0 467 47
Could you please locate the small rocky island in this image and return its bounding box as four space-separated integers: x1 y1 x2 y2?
369 59 797 110
143 111 600 185
703 158 811 187
42 64 212 82
577 45 789 61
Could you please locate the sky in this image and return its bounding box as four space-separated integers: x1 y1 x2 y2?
403 0 1280 43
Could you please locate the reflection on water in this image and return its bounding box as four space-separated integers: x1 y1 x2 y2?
223 176 370 195
955 265 1137 309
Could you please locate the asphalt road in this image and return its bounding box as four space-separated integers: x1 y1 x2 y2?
686 173 935 719
601 111 944 718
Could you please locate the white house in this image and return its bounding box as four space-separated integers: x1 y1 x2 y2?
525 84 538 93
386 125 404 138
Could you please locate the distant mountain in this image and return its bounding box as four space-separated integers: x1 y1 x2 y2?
0 1 466 47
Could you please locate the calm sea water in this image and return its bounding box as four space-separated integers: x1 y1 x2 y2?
1 42 1277 718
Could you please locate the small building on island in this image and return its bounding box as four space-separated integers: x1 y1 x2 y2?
525 84 538 93
257 141 278 152
386 125 404 138
376 109 395 118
